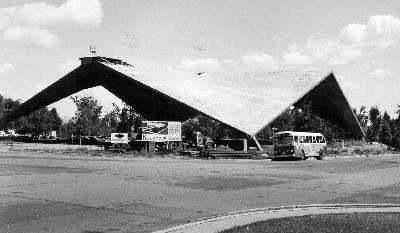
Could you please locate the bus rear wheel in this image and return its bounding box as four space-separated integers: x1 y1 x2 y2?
169 142 178 149
300 150 306 160
316 150 324 160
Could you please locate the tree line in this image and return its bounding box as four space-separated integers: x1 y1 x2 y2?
0 94 141 138
0 94 62 137
59 96 142 138
256 102 400 149
1 94 399 148
365 106 400 149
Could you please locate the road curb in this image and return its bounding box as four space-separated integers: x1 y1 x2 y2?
154 204 400 233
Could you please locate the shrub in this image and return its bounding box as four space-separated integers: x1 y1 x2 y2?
327 148 340 155
328 140 369 149
373 148 382 155
354 147 363 155
344 139 368 147
364 148 372 156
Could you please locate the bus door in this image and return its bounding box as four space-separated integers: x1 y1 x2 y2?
309 136 318 155
298 136 307 154
294 136 300 153
304 136 313 154
316 136 326 151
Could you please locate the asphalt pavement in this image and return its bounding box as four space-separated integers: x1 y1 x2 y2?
0 147 399 232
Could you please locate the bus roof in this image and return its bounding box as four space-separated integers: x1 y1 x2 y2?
273 131 324 137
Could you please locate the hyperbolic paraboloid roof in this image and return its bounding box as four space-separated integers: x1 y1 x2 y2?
0 56 364 138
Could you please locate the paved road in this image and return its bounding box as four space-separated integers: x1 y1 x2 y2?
0 150 399 233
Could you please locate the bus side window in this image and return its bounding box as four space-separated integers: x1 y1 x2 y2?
316 136 322 143
321 137 326 143
306 136 311 143
294 136 298 142
299 136 304 143
312 136 316 143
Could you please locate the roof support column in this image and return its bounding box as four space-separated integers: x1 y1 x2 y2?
252 136 263 151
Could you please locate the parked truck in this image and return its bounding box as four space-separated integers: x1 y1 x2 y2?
185 131 214 150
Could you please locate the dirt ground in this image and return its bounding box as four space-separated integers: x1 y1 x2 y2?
0 141 101 152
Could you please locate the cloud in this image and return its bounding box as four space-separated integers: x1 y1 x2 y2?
340 15 400 48
0 62 15 75
181 15 400 72
370 69 392 78
3 26 59 47
0 0 102 28
283 15 400 66
283 46 313 65
284 37 363 66
340 24 367 43
0 0 102 47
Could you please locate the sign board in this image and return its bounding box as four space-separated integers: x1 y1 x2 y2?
111 133 129 144
141 121 181 142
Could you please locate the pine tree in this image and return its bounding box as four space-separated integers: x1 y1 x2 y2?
379 113 392 146
353 106 368 131
366 127 374 142
391 105 400 149
368 107 382 142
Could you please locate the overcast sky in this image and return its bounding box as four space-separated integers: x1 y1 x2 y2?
1 0 400 121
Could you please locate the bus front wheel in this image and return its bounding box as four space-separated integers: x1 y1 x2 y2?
205 142 213 150
316 150 324 160
300 150 306 160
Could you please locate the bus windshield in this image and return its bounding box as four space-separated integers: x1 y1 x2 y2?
274 135 293 145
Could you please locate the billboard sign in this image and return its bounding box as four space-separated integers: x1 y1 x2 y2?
141 121 181 142
111 133 129 144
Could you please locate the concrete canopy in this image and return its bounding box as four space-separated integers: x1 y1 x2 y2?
0 57 364 138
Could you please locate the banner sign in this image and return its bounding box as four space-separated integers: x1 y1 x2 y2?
141 121 181 142
111 133 129 144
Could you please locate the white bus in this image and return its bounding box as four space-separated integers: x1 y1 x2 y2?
272 131 326 160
